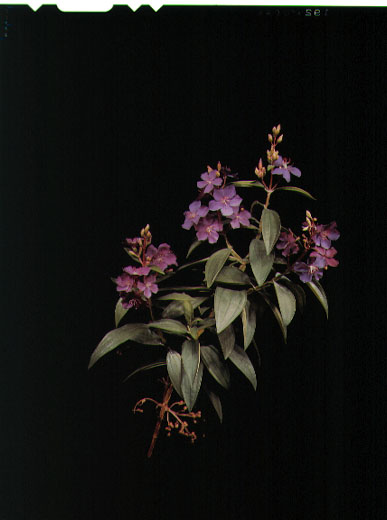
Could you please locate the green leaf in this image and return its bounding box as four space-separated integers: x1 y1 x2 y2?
275 186 316 200
194 317 216 330
88 324 163 369
149 265 165 275
215 265 251 285
181 339 200 385
115 298 129 327
181 360 203 412
214 287 247 334
232 180 265 188
205 248 231 288
249 238 274 286
123 360 166 383
261 208 281 255
228 344 257 390
148 319 188 335
183 300 194 324
206 388 223 423
218 323 235 359
166 350 183 397
161 296 208 319
307 280 329 319
177 257 209 272
262 295 287 343
274 281 296 326
158 285 210 292
158 292 197 301
279 276 306 312
186 240 203 258
241 300 256 349
200 345 230 389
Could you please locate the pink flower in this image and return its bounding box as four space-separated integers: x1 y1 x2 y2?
197 169 223 194
146 243 178 270
230 207 251 229
137 275 159 299
182 201 209 230
195 216 223 244
208 185 242 216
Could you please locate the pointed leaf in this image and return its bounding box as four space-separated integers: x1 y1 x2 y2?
148 319 187 335
177 257 209 272
307 280 329 319
249 238 274 285
181 361 203 412
274 281 296 326
161 296 208 319
205 248 231 288
186 239 203 258
183 301 194 324
214 287 247 334
200 345 230 389
215 265 251 285
206 388 223 423
88 323 163 369
123 360 166 382
229 344 257 390
181 339 200 385
158 292 198 301
279 276 306 312
166 350 183 397
262 295 287 342
149 265 165 275
275 186 316 200
261 208 281 255
115 298 129 327
232 180 265 188
218 323 235 359
241 300 256 349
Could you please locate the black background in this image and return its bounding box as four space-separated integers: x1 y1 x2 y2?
1 5 386 520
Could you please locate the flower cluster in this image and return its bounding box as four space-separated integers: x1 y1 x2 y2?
276 211 340 283
182 164 252 243
114 225 177 309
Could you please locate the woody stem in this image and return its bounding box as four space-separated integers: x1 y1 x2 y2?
147 380 173 458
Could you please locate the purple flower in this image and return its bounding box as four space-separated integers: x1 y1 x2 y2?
114 273 135 293
272 155 301 183
310 246 339 268
293 256 326 283
195 216 223 244
123 265 151 276
230 207 251 229
146 243 178 270
182 200 209 230
137 274 158 299
276 231 300 257
312 222 340 249
208 185 242 216
197 169 223 194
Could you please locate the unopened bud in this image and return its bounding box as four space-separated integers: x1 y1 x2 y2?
217 161 222 172
276 124 281 134
277 134 283 144
268 133 273 143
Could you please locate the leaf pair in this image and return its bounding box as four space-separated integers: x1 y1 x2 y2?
166 340 202 412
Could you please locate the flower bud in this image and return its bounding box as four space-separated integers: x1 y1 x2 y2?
268 133 273 143
277 134 283 144
276 124 281 135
